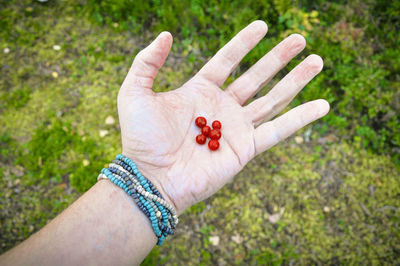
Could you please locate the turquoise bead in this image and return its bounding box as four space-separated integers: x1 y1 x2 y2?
112 154 175 245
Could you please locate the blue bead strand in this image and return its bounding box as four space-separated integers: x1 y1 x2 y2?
100 155 178 245
116 157 164 199
112 160 175 219
106 166 165 238
113 159 164 200
115 156 177 223
102 168 154 220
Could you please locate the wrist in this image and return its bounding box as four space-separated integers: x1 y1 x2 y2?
93 180 159 263
105 153 178 245
137 167 181 216
121 152 182 216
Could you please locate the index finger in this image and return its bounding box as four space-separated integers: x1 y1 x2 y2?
194 21 268 87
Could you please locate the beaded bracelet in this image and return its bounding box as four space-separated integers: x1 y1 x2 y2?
98 154 178 245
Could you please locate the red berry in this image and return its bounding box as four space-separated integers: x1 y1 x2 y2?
196 134 207 145
209 129 221 140
208 139 220 151
212 120 221 130
201 125 211 136
195 116 207 128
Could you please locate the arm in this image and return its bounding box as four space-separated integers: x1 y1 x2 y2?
0 181 159 265
0 21 329 265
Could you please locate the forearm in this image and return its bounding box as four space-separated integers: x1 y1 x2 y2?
0 180 157 266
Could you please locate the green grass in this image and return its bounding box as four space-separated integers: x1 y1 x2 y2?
0 0 399 264
83 0 400 162
142 141 399 264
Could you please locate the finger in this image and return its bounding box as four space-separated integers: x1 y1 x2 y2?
245 54 323 125
253 99 329 156
122 31 173 92
226 34 306 105
194 20 268 87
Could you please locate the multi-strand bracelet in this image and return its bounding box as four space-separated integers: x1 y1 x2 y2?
97 154 178 246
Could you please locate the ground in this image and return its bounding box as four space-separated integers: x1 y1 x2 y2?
0 1 399 264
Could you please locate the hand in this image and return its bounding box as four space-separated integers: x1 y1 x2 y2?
117 21 329 215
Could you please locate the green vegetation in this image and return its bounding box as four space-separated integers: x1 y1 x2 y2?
1 0 399 264
143 142 399 264
86 0 400 162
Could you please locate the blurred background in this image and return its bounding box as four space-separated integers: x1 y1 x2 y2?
1 0 399 264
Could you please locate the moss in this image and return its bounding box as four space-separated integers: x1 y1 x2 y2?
0 165 77 251
148 141 399 264
1 0 399 264
82 0 400 161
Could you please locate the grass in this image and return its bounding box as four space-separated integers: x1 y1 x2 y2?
83 0 400 162
142 141 399 264
0 0 399 264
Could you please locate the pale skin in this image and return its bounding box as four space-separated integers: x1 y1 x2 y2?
0 21 329 265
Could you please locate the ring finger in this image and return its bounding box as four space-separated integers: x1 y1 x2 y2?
245 54 324 125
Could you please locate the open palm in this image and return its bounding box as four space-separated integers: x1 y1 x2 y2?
117 21 329 215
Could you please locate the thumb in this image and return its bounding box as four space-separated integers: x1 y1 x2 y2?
122 31 173 93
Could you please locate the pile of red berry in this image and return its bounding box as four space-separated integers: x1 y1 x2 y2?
195 116 222 151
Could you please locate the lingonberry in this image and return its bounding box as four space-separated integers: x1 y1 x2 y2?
212 120 221 130
195 116 207 128
196 134 207 145
208 139 220 150
209 129 221 140
201 125 211 136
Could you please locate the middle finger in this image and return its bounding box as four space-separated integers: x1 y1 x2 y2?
225 33 306 105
